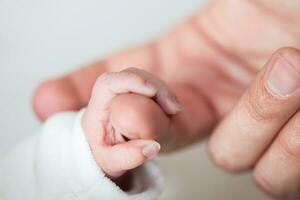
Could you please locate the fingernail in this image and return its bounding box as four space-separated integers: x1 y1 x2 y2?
171 95 181 110
142 142 161 159
267 56 300 97
166 95 181 113
145 82 157 94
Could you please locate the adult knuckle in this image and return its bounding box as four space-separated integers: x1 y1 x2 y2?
278 128 300 159
243 82 281 123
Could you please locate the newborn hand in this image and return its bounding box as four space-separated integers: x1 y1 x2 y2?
82 67 180 178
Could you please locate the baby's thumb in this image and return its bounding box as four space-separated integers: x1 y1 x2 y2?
100 140 161 178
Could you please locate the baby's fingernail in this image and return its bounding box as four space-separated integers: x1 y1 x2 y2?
166 95 181 113
142 142 161 159
145 82 157 94
171 96 181 110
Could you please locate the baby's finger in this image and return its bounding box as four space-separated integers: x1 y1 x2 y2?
124 67 181 115
88 70 157 112
155 88 181 115
99 140 161 178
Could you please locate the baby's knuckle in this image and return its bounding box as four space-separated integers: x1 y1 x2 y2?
123 67 141 73
93 73 111 91
122 71 146 83
96 72 113 83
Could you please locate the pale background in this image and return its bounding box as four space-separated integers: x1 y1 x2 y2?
0 0 271 199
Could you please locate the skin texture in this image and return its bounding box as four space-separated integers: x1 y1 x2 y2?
82 68 180 178
209 48 300 199
32 0 300 199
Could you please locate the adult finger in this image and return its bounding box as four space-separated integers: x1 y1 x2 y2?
209 47 300 171
253 49 300 198
254 110 300 199
32 44 157 121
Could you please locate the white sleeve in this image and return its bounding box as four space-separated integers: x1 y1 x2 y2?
0 110 164 200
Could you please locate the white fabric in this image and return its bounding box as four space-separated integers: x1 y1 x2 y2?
0 110 164 200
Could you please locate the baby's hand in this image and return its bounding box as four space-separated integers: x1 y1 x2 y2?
82 68 181 178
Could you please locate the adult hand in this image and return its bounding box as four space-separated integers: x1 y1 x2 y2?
32 0 300 197
209 47 300 199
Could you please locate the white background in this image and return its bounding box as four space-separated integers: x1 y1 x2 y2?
0 0 271 199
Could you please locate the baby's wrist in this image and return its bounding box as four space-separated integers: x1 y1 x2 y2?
111 171 134 191
98 162 134 191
